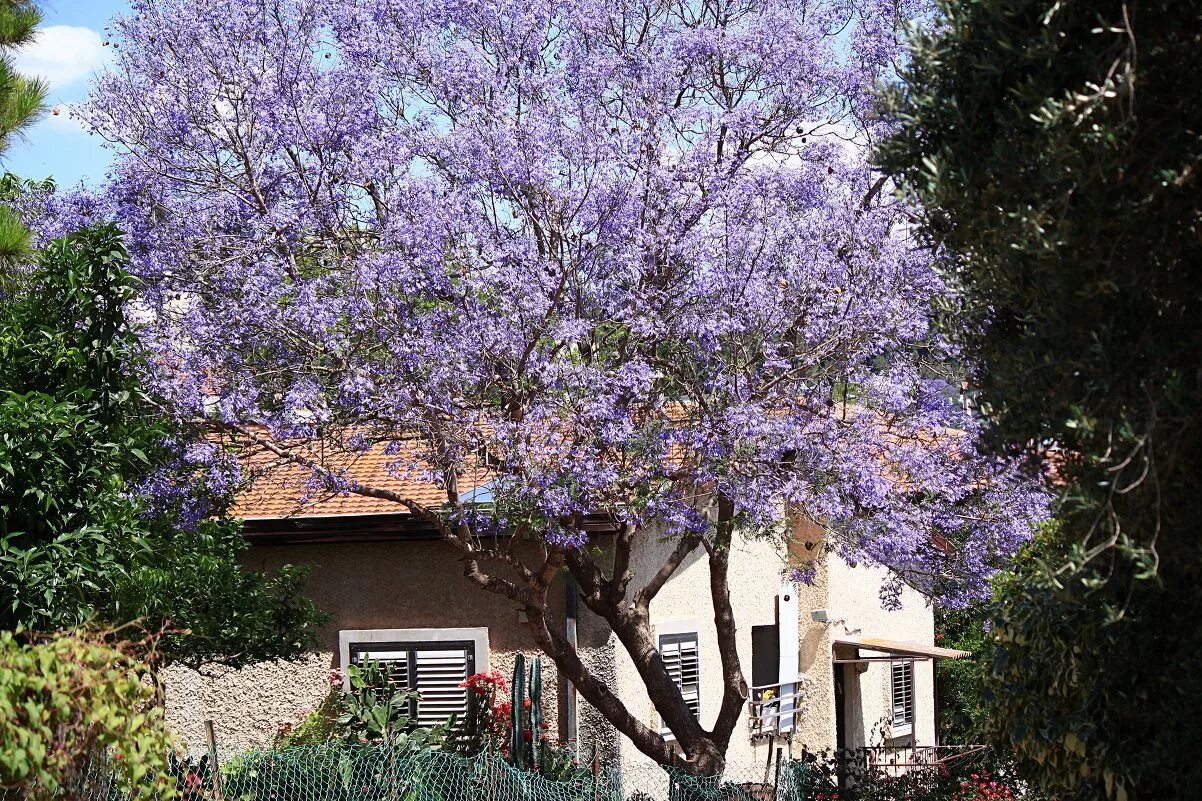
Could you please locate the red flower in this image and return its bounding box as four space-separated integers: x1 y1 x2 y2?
460 670 509 695
523 729 533 742
523 699 532 709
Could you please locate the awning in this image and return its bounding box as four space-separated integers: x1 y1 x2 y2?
833 636 971 662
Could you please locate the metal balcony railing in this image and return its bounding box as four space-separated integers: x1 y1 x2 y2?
858 744 987 777
746 676 807 739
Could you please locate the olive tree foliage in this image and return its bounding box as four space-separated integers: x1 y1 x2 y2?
878 1 1202 798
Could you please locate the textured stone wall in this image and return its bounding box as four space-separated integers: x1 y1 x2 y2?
163 538 566 752
163 653 333 753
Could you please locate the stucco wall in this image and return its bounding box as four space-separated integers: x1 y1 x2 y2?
825 557 936 749
788 520 837 753
162 538 563 752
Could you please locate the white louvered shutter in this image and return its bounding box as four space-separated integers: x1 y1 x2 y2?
355 648 412 692
891 661 914 726
351 640 475 728
661 633 702 731
413 647 472 727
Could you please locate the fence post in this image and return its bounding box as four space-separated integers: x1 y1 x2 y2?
773 747 783 801
204 720 225 801
592 750 600 801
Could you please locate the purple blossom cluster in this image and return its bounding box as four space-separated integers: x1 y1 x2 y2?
47 0 1045 605
135 439 243 531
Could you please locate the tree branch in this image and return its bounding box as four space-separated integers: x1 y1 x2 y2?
633 530 703 612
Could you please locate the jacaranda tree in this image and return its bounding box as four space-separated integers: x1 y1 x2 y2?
52 0 1044 771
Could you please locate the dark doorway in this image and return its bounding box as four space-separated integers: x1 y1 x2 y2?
751 624 780 689
834 662 849 790
834 662 846 749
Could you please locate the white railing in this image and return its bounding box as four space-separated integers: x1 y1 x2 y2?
746 675 807 739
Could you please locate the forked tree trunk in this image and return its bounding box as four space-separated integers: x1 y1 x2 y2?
514 504 748 775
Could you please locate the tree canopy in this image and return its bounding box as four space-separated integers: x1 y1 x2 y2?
36 0 1046 771
878 0 1202 797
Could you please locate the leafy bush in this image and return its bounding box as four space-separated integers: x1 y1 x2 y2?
792 749 1036 801
0 224 324 668
335 659 447 748
450 670 511 755
272 660 450 750
0 629 175 799
934 605 993 746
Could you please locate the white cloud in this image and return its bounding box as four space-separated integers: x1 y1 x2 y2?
13 25 113 91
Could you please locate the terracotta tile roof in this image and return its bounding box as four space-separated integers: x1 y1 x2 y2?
227 406 981 523
230 439 488 520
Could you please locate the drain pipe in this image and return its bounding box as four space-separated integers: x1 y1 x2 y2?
565 574 580 752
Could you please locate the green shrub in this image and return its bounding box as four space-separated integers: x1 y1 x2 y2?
0 629 175 799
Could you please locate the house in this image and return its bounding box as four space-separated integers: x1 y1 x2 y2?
162 443 968 773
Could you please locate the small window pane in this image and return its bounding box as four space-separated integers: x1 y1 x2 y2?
891 661 914 727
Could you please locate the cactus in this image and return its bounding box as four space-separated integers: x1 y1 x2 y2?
506 653 546 770
529 657 543 768
510 653 526 768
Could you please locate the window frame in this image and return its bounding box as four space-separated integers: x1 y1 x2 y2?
889 659 915 737
338 628 489 728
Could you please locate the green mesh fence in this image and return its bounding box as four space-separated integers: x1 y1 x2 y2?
3 746 821 801
218 747 624 801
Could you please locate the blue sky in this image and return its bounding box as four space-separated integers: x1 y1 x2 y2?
6 0 131 187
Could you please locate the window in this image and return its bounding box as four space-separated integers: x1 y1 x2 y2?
339 628 488 728
659 632 701 732
890 661 915 733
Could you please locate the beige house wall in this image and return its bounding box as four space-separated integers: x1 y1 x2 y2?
162 520 941 766
788 519 837 753
787 520 941 755
163 538 564 752
572 525 791 775
825 557 937 750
